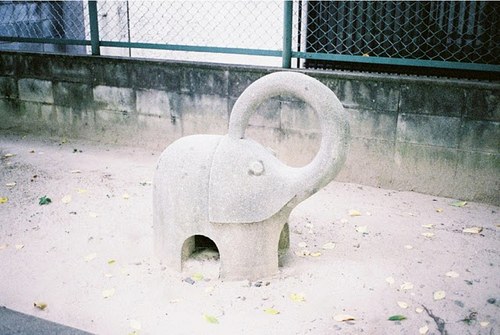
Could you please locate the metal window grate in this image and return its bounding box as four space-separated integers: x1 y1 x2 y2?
297 1 499 69
0 1 88 40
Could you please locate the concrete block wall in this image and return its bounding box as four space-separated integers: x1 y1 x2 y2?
0 51 498 205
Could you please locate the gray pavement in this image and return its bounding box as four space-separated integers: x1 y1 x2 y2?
0 306 93 335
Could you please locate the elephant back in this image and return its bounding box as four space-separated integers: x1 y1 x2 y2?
154 134 223 230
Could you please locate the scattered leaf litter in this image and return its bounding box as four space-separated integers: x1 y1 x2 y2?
462 227 483 234
333 314 355 322
450 200 467 207
433 290 446 300
202 314 219 324
397 301 409 309
34 302 47 310
264 308 280 315
61 195 72 204
321 242 336 250
102 288 115 299
84 253 97 262
400 282 414 290
388 315 406 321
349 210 362 217
129 319 141 330
419 325 429 334
385 276 395 285
290 293 305 302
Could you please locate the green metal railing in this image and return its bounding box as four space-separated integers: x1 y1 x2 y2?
0 0 498 76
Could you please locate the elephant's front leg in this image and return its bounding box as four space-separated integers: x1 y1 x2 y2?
213 211 289 281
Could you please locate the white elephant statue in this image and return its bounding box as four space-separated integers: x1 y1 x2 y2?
153 71 349 280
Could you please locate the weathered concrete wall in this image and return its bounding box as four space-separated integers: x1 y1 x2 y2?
0 51 498 205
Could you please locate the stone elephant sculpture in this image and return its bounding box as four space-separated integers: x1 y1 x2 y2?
153 71 349 280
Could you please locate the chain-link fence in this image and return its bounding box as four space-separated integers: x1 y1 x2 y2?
94 1 284 65
0 1 498 75
295 1 499 70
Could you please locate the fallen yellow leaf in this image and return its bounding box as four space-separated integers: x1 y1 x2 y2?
3 153 15 158
202 314 219 324
433 290 446 300
191 273 204 281
435 208 443 213
122 193 130 200
421 232 435 238
451 200 467 207
102 288 115 299
415 307 424 314
349 210 362 217
310 252 322 257
290 293 305 302
34 302 47 310
107 259 116 265
77 188 88 194
445 271 459 278
356 226 368 233
0 197 8 204
421 224 434 229
333 314 356 322
462 227 482 234
5 182 16 188
264 308 280 315
15 244 24 250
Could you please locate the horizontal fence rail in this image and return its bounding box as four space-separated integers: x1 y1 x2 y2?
0 0 498 77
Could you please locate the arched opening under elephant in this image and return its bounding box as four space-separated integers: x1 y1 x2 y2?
179 223 290 279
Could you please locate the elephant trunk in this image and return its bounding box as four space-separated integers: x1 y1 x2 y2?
228 71 350 207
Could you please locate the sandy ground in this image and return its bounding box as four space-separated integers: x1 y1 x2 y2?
0 134 498 335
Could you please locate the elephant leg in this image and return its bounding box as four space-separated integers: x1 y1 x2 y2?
214 212 289 281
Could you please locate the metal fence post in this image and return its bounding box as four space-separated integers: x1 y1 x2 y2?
88 0 100 55
282 0 293 68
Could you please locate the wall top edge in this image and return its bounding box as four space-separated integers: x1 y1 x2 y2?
2 51 499 90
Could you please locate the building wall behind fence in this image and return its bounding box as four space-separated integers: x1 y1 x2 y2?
0 52 498 205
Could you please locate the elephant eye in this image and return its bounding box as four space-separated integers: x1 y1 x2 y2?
248 160 265 176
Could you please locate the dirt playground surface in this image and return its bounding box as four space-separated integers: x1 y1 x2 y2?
0 134 498 335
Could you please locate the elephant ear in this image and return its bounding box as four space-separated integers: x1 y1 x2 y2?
208 136 300 224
